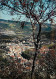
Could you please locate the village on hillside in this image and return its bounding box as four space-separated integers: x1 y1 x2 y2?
0 22 56 79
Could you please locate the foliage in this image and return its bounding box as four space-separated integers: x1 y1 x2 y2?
21 50 32 60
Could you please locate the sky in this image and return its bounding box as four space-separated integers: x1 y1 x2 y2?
0 0 56 23
0 10 13 20
0 9 56 24
0 10 27 21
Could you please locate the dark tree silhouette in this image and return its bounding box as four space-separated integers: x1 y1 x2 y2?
0 0 56 79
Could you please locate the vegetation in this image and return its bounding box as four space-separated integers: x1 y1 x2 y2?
0 0 56 79
21 49 34 60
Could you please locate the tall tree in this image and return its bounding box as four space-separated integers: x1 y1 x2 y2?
0 0 56 78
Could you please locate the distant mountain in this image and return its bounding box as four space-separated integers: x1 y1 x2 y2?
0 19 7 22
0 19 56 33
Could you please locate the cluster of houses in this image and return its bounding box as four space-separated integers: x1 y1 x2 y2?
6 43 33 71
5 40 52 72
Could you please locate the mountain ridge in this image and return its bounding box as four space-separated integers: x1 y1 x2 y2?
0 19 56 33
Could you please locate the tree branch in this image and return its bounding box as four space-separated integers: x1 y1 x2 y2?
1 3 25 14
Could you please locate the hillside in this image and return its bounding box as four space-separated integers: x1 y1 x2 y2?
0 19 56 39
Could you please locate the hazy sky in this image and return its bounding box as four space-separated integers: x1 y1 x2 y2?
0 10 27 21
0 0 56 23
0 10 56 24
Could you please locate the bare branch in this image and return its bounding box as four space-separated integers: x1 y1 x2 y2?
1 2 25 14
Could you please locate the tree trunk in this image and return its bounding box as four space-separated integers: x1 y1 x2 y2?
31 23 41 79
